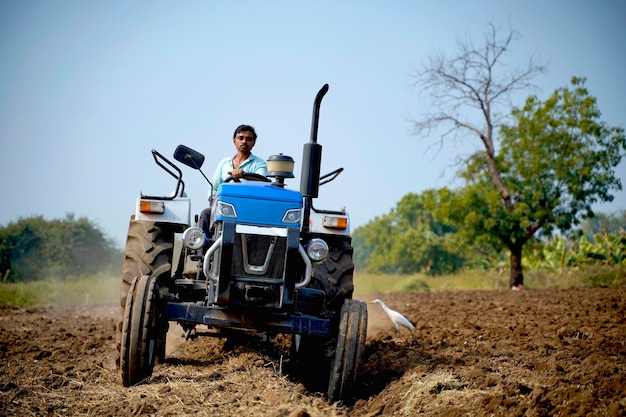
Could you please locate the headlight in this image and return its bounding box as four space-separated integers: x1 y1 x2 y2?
306 238 329 262
216 201 237 218
182 227 207 250
282 208 301 224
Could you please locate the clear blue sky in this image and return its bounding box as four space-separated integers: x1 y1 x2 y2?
1 0 625 248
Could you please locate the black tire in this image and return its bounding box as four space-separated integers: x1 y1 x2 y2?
311 238 355 313
116 218 176 366
121 275 163 386
327 299 368 402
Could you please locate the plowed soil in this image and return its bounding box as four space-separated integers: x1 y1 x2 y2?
1 287 625 416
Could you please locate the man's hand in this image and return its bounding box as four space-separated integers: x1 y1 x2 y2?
229 169 244 180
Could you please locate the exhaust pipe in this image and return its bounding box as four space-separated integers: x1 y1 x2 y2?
301 84 329 232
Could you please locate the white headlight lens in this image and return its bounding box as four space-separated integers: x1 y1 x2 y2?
217 201 237 218
182 227 207 250
282 208 301 224
306 238 329 262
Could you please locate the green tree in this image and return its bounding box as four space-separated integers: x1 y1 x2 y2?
353 192 466 275
425 78 626 287
410 23 625 287
0 214 121 282
0 216 48 281
578 210 626 240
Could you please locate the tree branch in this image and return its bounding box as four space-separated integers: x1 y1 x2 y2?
411 22 547 210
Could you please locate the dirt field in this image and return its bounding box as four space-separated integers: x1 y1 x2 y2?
1 287 625 416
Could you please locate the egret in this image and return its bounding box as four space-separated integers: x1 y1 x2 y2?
372 299 415 340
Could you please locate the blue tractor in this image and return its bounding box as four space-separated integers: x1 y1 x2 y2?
117 85 367 402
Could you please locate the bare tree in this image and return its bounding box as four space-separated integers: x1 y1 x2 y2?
411 22 548 286
413 23 546 202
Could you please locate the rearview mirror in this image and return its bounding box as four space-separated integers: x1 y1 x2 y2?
174 145 205 170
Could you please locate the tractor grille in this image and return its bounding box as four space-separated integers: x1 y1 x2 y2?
228 232 288 308
231 233 287 279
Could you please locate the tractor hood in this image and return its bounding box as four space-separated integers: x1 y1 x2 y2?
213 182 303 227
218 182 302 204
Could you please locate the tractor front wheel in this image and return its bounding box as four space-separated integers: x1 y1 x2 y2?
120 275 164 386
327 299 368 402
116 218 176 366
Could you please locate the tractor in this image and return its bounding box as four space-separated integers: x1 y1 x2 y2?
117 84 367 402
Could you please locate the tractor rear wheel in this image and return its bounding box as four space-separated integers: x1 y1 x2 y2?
327 299 368 402
311 238 355 313
116 218 176 366
121 275 164 386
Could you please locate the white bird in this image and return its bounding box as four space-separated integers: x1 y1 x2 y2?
372 299 415 340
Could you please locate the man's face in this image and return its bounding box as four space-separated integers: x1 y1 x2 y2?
234 132 255 152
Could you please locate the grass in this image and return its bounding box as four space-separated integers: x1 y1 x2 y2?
353 264 626 295
0 274 119 307
1 264 624 307
353 270 509 295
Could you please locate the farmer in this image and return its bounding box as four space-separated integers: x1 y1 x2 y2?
198 124 267 243
208 124 267 195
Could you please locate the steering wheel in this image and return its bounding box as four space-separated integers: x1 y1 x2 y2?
224 172 271 183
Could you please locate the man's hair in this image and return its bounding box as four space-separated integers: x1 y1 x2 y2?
233 124 257 140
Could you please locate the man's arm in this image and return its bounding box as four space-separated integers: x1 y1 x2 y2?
210 157 230 195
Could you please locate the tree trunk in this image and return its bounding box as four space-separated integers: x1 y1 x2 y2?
509 245 524 289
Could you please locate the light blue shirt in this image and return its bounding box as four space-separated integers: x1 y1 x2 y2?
210 153 267 195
